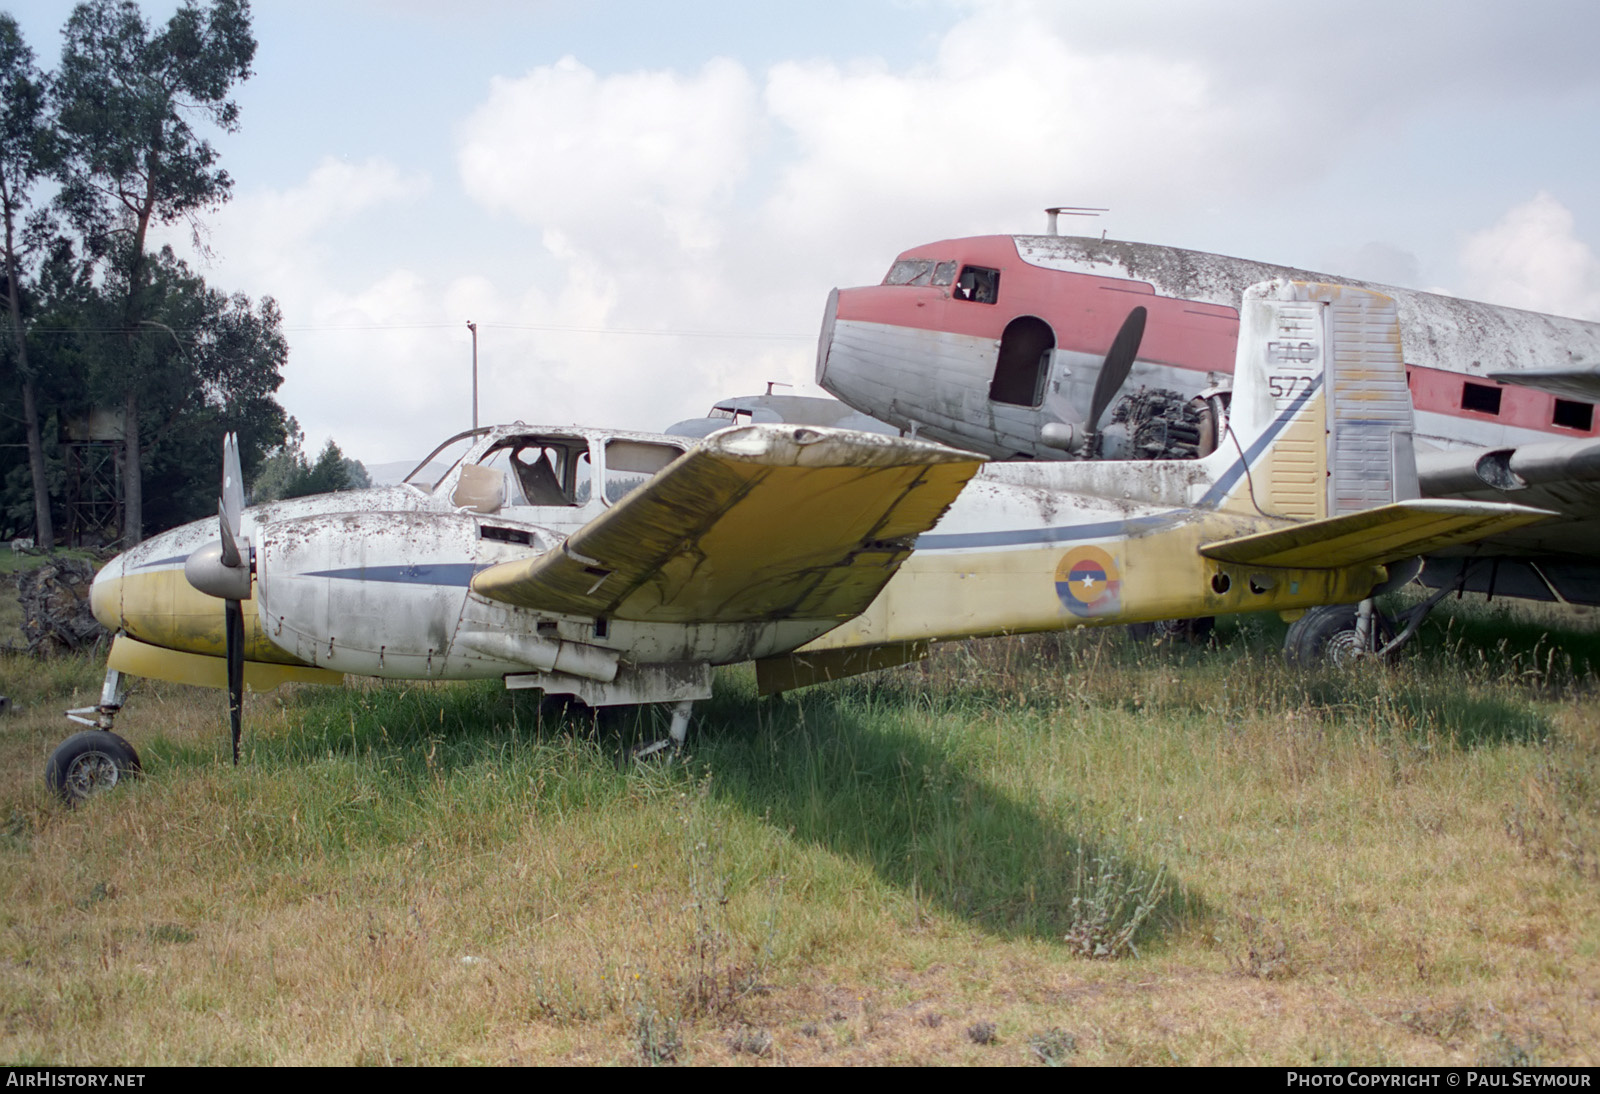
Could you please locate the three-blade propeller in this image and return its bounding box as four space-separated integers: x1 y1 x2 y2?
181 433 251 764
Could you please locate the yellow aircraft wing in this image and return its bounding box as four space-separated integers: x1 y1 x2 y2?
472 425 981 623
1200 499 1554 569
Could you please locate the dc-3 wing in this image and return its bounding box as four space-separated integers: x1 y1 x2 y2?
471 425 982 623
1199 499 1554 569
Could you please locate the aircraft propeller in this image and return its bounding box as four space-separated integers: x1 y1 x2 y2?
1086 305 1148 441
1038 305 1148 456
181 433 251 764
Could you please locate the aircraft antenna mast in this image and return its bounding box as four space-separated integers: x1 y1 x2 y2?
1044 206 1108 235
467 320 479 430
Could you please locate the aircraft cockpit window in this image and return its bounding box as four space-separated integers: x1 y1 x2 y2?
883 259 936 286
954 265 1000 304
404 434 478 493
932 261 956 286
474 437 594 507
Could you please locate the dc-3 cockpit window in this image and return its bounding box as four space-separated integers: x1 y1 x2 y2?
882 259 958 287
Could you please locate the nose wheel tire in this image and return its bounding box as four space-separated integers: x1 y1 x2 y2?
45 731 142 805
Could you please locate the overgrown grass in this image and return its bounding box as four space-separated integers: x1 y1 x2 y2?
0 594 1596 1063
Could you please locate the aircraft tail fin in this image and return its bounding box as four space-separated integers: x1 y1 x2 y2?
1209 280 1418 519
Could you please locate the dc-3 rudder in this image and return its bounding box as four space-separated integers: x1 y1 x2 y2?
53 280 1551 803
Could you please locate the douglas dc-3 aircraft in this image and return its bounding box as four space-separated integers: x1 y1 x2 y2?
814 217 1600 645
51 280 1549 803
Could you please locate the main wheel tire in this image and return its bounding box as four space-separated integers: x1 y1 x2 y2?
1127 616 1216 645
1285 605 1395 667
44 731 141 805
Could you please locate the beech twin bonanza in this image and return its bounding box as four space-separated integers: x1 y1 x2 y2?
50 280 1547 802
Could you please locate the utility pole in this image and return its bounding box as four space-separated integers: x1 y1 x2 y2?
466 320 479 430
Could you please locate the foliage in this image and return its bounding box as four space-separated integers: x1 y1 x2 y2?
27 0 260 543
0 3 368 544
251 422 370 503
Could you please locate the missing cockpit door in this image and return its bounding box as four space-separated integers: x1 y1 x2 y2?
990 315 1055 407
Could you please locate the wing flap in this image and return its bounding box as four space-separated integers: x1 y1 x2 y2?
473 425 981 623
1200 499 1554 569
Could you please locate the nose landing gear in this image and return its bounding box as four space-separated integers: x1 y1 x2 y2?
50 668 141 805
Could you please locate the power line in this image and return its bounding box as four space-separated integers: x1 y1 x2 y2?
19 320 813 341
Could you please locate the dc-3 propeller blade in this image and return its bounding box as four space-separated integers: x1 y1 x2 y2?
1086 305 1148 441
181 433 251 764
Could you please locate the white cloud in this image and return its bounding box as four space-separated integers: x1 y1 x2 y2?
1460 193 1600 319
148 1 1600 466
458 55 760 258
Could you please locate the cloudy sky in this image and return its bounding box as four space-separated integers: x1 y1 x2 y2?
10 0 1600 464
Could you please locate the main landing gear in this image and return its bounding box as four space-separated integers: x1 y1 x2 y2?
48 668 141 805
1285 584 1459 667
630 700 695 761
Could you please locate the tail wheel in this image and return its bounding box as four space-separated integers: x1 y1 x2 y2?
45 731 141 805
1285 605 1395 667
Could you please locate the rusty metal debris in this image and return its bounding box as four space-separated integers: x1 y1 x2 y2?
14 557 109 655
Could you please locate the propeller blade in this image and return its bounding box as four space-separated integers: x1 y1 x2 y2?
222 432 244 539
217 500 241 569
1088 306 1148 433
225 598 244 765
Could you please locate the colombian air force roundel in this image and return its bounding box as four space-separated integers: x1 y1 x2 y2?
1056 546 1121 617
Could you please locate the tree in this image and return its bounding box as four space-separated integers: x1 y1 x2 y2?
91 246 288 532
0 15 56 546
51 0 255 544
251 425 369 503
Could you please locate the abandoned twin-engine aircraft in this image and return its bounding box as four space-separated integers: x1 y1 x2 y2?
52 280 1550 802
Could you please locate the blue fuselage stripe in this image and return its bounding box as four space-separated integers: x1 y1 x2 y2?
301 563 487 586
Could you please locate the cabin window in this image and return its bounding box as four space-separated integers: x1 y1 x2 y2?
602 439 684 505
954 265 1000 303
990 316 1055 408
1554 398 1594 431
1461 381 1502 415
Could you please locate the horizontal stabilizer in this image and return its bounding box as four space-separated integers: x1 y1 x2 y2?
1199 499 1554 569
472 425 981 623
